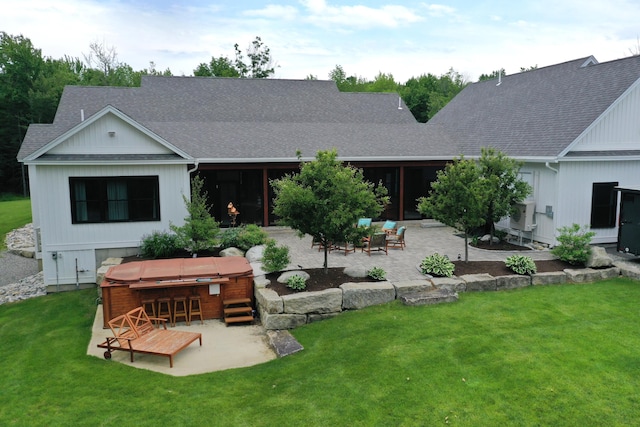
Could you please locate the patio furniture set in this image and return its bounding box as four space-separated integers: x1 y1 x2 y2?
312 219 407 256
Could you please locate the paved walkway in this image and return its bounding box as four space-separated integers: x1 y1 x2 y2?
264 220 557 283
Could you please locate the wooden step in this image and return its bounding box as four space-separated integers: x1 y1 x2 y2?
224 306 253 315
223 298 251 307
224 315 254 324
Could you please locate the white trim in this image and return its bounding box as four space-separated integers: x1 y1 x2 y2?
24 158 191 166
24 105 194 161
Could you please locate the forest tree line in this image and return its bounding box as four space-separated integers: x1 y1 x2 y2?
0 31 505 195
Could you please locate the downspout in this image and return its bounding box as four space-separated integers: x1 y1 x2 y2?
545 162 558 174
187 161 199 175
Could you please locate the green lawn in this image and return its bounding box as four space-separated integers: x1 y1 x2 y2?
1 279 639 426
0 196 31 250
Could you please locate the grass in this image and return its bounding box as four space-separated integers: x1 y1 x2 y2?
0 196 31 250
1 279 640 426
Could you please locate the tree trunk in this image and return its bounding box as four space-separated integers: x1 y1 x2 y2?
464 232 469 262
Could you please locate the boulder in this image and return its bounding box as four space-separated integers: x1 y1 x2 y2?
267 330 304 357
531 271 567 286
400 288 458 306
255 287 283 314
245 245 264 263
586 246 613 268
393 280 434 298
219 247 245 257
564 267 620 283
431 277 466 292
460 273 497 291
277 270 310 284
340 281 396 310
344 265 368 278
496 274 531 290
282 288 343 314
259 309 307 330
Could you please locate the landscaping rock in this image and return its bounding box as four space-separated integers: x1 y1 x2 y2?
219 247 245 257
277 270 310 284
340 281 395 310
259 309 307 330
307 312 341 323
586 246 613 268
245 245 264 263
496 274 531 290
531 271 567 286
460 273 497 291
393 280 433 298
400 288 458 306
344 265 368 278
480 234 500 243
564 267 620 283
255 288 283 314
431 277 466 292
253 275 271 289
282 288 343 314
266 330 304 357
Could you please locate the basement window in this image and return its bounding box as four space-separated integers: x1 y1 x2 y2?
70 176 160 224
590 182 618 228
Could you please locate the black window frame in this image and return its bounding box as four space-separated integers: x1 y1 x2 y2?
69 176 160 224
590 181 618 229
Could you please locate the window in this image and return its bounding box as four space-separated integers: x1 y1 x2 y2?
70 176 160 223
590 182 618 228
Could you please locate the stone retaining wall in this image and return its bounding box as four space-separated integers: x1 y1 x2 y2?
255 265 638 330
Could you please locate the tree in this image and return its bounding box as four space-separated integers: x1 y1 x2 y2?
417 156 487 262
478 68 506 82
0 32 45 194
194 36 276 78
170 175 219 255
271 149 389 273
478 147 532 243
194 56 240 77
399 69 467 123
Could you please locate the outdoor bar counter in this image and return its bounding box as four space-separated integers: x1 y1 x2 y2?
100 257 254 327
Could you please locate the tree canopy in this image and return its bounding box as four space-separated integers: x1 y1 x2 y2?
417 148 530 261
194 36 276 78
271 149 389 272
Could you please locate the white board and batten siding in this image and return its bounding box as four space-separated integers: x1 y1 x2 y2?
33 164 189 286
555 160 640 245
48 113 174 156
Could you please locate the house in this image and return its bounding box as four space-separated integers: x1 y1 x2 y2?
17 77 449 290
17 55 640 290
427 55 640 246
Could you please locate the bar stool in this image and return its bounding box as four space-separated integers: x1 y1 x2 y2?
188 295 203 325
157 297 172 326
141 298 156 317
173 296 188 326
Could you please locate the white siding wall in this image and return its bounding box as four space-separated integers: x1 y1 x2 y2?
556 160 640 244
496 163 559 245
33 164 189 285
49 114 173 155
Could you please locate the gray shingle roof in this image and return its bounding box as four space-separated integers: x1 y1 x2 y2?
427 55 640 158
20 77 454 162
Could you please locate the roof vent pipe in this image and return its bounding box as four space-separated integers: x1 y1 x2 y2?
496 71 502 86
80 109 84 121
398 97 403 110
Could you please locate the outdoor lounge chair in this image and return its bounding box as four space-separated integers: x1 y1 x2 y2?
357 218 372 228
361 232 388 256
381 220 397 234
386 226 406 250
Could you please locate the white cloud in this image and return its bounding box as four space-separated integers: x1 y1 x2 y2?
298 0 424 29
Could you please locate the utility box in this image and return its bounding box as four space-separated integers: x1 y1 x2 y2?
616 187 640 256
510 201 536 231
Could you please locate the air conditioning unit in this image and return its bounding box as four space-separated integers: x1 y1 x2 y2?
510 201 536 231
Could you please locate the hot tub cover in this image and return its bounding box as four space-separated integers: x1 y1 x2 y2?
103 257 253 284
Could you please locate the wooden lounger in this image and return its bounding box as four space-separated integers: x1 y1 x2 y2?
98 307 202 368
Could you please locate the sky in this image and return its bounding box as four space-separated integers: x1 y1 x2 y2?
2 0 640 83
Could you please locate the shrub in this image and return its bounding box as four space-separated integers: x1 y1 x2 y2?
551 224 596 266
218 224 269 251
140 231 179 258
367 266 387 281
505 255 537 275
286 274 307 291
420 253 455 277
262 239 290 273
